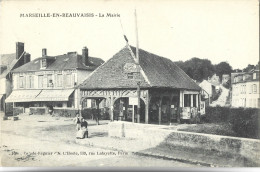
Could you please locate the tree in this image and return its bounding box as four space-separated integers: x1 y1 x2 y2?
214 62 233 81
175 58 215 82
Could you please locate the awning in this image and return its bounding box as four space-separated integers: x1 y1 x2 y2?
5 90 41 103
5 89 75 102
35 89 74 101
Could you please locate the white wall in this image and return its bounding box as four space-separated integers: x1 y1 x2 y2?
232 81 259 108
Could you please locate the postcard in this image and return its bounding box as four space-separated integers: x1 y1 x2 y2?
0 0 259 170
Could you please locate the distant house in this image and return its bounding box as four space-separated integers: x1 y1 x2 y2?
231 69 259 108
222 74 230 85
208 74 220 91
6 47 104 116
0 42 31 113
199 80 216 104
79 45 201 124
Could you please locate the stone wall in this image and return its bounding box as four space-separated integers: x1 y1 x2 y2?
108 121 260 164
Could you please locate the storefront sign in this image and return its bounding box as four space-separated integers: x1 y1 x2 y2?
129 97 138 105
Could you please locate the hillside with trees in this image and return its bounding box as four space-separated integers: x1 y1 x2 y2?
175 58 259 83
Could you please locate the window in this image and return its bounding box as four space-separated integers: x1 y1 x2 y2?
38 75 43 88
41 59 47 68
28 76 34 88
127 73 134 79
57 74 63 87
184 94 191 107
19 76 25 88
67 101 73 108
253 73 256 79
193 94 197 107
65 74 72 87
253 84 257 94
47 74 53 87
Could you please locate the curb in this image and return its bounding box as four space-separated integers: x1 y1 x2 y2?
75 139 220 167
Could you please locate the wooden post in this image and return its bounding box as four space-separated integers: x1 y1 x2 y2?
145 91 149 124
132 104 135 123
125 98 129 121
96 99 102 125
191 94 194 107
137 82 141 123
158 96 162 125
110 97 114 121
169 94 174 124
119 99 123 121
178 91 183 123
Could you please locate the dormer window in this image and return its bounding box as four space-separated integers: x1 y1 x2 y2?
41 59 47 69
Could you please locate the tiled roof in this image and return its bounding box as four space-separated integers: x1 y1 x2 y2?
0 53 16 66
232 70 259 84
79 46 201 91
12 53 104 73
0 53 18 79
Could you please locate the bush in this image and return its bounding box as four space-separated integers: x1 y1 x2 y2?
229 108 259 139
204 106 230 123
204 106 260 139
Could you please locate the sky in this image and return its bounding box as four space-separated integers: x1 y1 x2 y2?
0 0 259 69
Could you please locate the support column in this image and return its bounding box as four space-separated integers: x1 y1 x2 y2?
158 96 162 125
178 91 183 123
110 97 114 121
132 104 135 123
191 94 194 107
145 91 150 124
119 99 124 121
95 99 102 125
169 94 174 124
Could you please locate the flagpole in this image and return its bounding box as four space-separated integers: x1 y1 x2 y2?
135 9 140 123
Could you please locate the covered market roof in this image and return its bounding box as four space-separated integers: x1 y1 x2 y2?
79 46 201 91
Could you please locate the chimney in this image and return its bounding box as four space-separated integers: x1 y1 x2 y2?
82 47 89 65
42 48 47 56
16 42 24 59
24 52 31 64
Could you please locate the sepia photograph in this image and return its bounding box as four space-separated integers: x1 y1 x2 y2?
0 0 259 170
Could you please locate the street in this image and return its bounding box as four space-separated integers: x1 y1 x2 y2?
0 114 200 167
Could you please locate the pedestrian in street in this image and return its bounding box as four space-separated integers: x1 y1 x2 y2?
74 113 81 131
81 118 88 138
92 108 100 125
76 118 88 139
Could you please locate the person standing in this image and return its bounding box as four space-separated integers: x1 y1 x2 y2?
74 113 81 131
81 118 88 138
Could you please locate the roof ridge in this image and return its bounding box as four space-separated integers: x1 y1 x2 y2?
126 45 151 86
77 53 116 88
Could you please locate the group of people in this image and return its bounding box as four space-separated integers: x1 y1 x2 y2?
74 113 88 139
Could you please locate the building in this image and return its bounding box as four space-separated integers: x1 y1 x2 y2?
222 74 230 85
0 42 31 113
231 69 259 108
79 45 202 124
199 80 216 105
208 74 220 91
5 47 104 116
